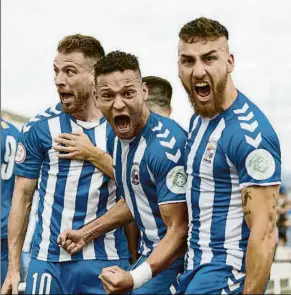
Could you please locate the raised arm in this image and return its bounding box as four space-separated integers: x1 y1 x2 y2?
1 176 37 294
241 185 279 294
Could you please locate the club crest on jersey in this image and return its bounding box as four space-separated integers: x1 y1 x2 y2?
203 140 217 165
131 162 140 185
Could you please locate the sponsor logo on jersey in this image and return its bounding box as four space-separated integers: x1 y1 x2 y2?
245 149 275 180
166 166 187 194
131 162 140 185
15 142 26 164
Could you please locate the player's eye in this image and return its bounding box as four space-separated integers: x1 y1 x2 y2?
124 90 135 99
181 58 194 66
66 69 75 75
206 55 217 62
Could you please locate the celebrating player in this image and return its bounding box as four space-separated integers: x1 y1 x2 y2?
1 119 20 286
1 35 130 295
57 51 188 294
177 17 281 294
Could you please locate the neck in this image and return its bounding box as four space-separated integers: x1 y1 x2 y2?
134 105 151 137
72 96 103 122
221 78 238 111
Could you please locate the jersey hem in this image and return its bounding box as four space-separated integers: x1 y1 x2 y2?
239 181 281 190
158 200 187 205
33 255 130 262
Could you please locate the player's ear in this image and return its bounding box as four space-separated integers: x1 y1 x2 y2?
142 82 148 102
227 53 234 73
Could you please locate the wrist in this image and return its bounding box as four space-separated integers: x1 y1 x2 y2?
130 262 152 290
88 146 102 163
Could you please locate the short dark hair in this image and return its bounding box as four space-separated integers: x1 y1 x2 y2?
142 76 172 109
179 17 229 42
94 51 141 81
57 34 105 62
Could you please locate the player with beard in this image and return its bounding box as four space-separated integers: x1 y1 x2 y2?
176 17 281 294
1 35 130 295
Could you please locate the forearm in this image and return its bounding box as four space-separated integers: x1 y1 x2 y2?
8 191 34 271
146 225 187 276
125 222 140 263
81 198 134 243
243 226 276 294
88 147 114 179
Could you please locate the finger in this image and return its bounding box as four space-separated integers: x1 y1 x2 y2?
101 279 112 295
71 131 83 136
69 245 81 255
67 242 77 252
56 133 78 140
63 239 72 250
54 137 73 145
57 231 69 246
100 275 114 291
53 145 76 153
57 152 79 159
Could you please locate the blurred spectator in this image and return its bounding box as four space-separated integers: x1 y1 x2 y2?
275 184 291 260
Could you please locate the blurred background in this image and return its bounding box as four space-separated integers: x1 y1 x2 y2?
2 0 291 293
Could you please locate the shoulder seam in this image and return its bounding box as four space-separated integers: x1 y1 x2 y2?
23 105 62 133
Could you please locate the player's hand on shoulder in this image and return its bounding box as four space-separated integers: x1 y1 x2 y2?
53 131 96 161
57 229 86 255
100 266 134 294
1 270 20 294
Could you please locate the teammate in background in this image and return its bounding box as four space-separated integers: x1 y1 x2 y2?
176 17 281 294
57 51 188 294
1 119 20 286
1 35 130 295
143 76 172 117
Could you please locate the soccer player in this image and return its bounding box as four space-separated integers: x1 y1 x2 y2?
143 76 173 117
1 35 130 295
1 118 20 286
57 51 188 294
177 17 281 294
54 75 175 265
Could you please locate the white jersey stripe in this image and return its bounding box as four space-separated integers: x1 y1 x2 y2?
185 116 206 270
224 156 244 269
83 124 107 259
132 137 160 248
37 117 61 260
104 179 119 258
198 118 225 265
59 121 83 260
120 142 135 217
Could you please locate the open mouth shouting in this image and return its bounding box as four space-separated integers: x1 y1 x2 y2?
194 82 211 102
113 115 132 138
59 92 74 105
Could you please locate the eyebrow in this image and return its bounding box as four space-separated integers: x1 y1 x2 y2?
99 84 137 92
180 49 218 59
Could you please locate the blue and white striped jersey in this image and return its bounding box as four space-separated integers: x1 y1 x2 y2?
109 112 187 256
14 103 129 262
1 119 20 239
185 91 281 272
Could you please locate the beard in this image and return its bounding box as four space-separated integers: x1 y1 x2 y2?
182 72 228 118
61 89 91 114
